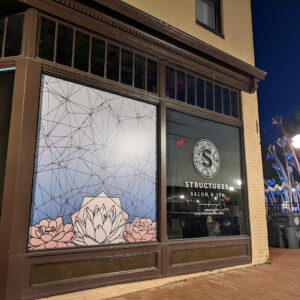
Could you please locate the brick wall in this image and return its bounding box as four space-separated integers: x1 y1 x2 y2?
242 91 269 264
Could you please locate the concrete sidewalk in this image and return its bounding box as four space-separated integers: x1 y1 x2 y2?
46 248 300 300
107 248 300 300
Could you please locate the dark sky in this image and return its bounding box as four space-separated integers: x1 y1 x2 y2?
251 0 300 144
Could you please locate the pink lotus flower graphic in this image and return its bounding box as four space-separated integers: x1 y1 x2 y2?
72 192 128 246
28 217 75 250
72 205 126 246
124 217 156 242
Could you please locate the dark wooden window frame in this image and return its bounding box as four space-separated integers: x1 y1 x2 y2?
165 63 240 119
36 13 159 95
195 0 223 38
0 3 263 298
0 12 25 58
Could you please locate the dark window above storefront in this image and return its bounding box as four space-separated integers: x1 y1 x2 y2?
37 16 158 94
0 14 24 57
0 70 15 217
166 65 240 119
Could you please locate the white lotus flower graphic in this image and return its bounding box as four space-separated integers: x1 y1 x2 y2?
73 204 126 246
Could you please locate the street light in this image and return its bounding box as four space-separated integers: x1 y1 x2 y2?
272 117 300 175
292 134 300 149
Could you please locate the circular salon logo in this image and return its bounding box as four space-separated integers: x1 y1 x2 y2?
193 139 220 178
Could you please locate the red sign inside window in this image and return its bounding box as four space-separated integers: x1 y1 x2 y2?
177 139 184 146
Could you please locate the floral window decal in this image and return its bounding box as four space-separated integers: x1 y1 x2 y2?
28 75 157 250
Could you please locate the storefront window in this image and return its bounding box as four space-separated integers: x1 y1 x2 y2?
28 75 157 251
167 110 247 239
0 70 15 216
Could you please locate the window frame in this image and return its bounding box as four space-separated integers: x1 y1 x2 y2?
195 0 223 38
165 108 249 241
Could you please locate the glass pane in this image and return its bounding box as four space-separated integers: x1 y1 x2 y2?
231 91 239 118
28 74 157 250
0 18 4 57
167 109 246 240
196 0 216 29
0 71 15 216
74 31 89 72
166 67 175 99
91 38 105 77
196 78 205 108
187 75 195 105
121 49 133 86
56 24 73 66
215 85 222 113
223 88 230 116
107 44 120 82
177 71 185 102
206 81 213 110
147 59 157 93
134 54 146 89
4 14 24 57
38 18 56 61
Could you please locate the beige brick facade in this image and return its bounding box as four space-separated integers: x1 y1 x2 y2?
242 91 269 264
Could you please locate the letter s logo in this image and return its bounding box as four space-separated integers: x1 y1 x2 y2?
193 139 220 178
202 149 212 168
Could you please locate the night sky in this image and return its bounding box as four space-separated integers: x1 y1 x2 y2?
251 0 300 145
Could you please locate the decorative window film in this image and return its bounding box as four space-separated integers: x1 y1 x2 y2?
28 75 157 250
166 110 247 240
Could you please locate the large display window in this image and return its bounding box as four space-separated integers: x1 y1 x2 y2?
167 109 247 239
28 75 157 250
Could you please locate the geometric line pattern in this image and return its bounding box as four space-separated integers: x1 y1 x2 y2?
30 74 157 226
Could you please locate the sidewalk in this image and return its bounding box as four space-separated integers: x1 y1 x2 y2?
108 248 300 300
46 248 300 300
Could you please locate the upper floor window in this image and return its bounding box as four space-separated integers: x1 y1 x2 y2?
196 0 221 35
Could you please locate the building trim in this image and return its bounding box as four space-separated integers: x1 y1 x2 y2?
19 0 266 93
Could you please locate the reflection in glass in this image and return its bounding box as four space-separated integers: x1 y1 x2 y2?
107 44 120 82
0 18 5 57
91 38 105 77
166 67 175 99
206 81 213 110
38 18 55 61
231 91 239 118
74 31 89 72
134 54 146 89
5 15 24 57
0 71 15 216
187 75 195 105
223 88 230 116
167 109 246 240
147 59 157 93
215 85 222 113
177 71 185 102
56 24 73 66
196 0 216 29
121 49 133 86
196 78 205 108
